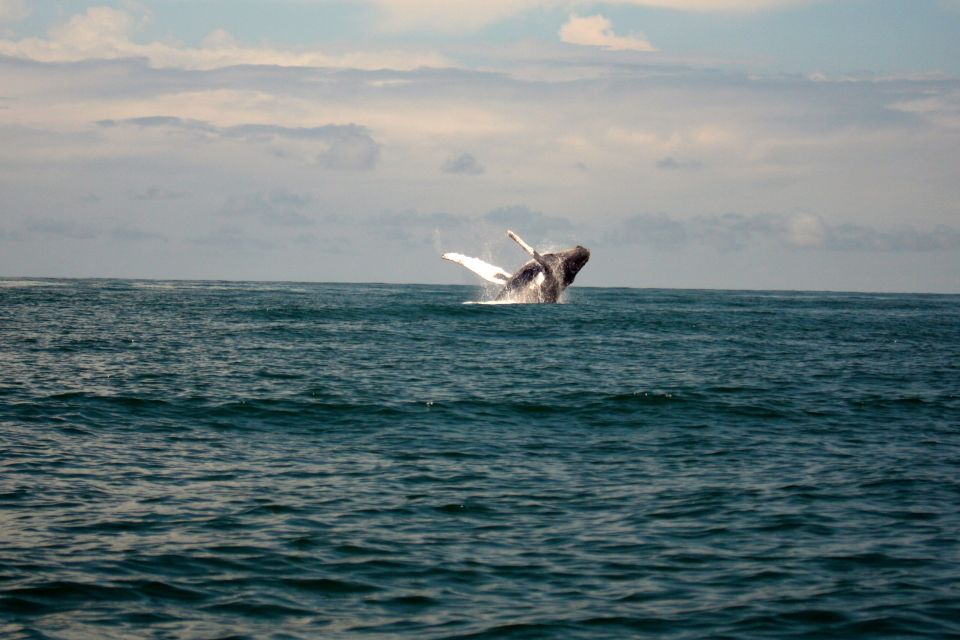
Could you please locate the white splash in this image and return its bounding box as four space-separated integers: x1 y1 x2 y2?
463 299 523 305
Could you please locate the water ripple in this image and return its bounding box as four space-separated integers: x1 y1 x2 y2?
1 281 958 638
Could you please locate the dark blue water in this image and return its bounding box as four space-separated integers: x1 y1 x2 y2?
2 279 959 639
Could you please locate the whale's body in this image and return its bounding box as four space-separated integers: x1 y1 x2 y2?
443 231 590 303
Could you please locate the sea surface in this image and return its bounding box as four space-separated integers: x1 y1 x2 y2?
1 278 959 639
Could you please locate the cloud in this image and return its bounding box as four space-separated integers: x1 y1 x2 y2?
484 205 574 239
610 213 687 249
825 223 960 252
220 189 315 227
787 213 825 248
367 206 580 256
559 14 657 52
317 129 382 171
103 117 375 143
889 91 960 130
0 0 28 23
656 156 703 170
100 117 381 171
130 187 188 201
189 226 272 250
111 227 167 242
98 116 216 134
367 209 470 248
693 212 782 251
441 153 485 175
608 213 960 253
1 14 958 291
288 232 349 253
0 226 25 241
374 209 467 229
25 218 98 239
0 6 450 70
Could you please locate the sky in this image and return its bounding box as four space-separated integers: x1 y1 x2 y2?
1 0 959 292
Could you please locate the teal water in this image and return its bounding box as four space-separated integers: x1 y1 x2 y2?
1 279 959 639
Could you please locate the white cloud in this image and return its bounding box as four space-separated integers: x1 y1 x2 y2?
46 5 143 49
0 6 450 70
560 14 657 52
889 91 960 129
788 213 826 248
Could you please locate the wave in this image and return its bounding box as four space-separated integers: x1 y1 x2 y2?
0 279 67 288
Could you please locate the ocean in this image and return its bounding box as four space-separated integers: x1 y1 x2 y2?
1 278 958 639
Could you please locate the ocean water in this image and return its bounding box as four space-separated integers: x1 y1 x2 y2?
1 278 959 640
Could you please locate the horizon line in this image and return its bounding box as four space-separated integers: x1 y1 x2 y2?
1 275 957 297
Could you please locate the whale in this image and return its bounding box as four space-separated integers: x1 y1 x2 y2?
442 230 590 303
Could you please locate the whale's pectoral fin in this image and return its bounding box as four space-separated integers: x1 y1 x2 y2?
442 252 510 284
507 229 549 270
507 230 536 256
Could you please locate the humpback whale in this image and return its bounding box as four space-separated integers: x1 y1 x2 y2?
443 230 590 303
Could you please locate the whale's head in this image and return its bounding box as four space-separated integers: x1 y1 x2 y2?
559 245 590 286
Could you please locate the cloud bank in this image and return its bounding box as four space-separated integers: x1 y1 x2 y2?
99 117 381 171
609 213 960 253
0 6 449 70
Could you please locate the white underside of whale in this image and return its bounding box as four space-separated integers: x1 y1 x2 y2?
442 253 511 284
514 272 547 302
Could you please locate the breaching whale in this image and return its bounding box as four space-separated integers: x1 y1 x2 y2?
442 230 590 303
